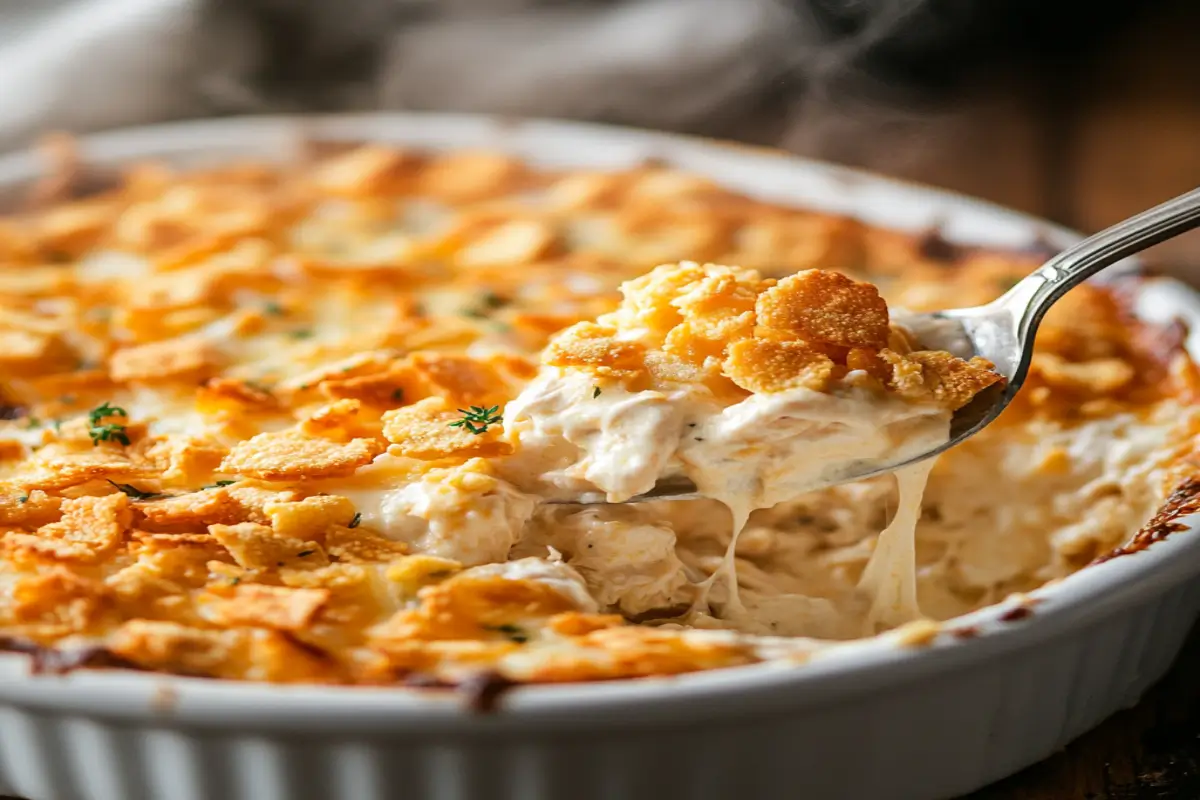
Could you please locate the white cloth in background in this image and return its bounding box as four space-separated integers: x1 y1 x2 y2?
0 0 802 152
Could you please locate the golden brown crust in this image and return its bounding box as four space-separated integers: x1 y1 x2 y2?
0 140 1192 687
543 261 1001 410
219 431 385 481
382 397 513 461
757 270 891 349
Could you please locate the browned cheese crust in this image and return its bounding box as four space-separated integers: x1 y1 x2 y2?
0 138 1194 687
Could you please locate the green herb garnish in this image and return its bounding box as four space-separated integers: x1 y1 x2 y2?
23 416 41 430
481 291 506 309
88 410 130 446
17 495 28 504
263 301 285 316
88 402 126 426
449 405 502 436
89 423 130 446
484 623 529 644
592 386 602 399
107 480 162 501
297 549 315 557
289 329 314 340
348 512 362 529
203 480 237 490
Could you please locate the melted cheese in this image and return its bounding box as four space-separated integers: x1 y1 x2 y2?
857 458 936 631
322 467 538 567
0 145 1188 687
505 371 951 632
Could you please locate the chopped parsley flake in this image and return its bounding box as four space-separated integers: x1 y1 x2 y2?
107 480 163 501
263 301 285 316
23 416 41 430
203 480 237 490
88 402 126 426
348 512 362 529
297 549 315 557
592 386 602 399
88 402 129 444
481 291 506 309
88 422 130 447
484 623 529 644
449 405 502 435
290 328 314 340
17 495 28 504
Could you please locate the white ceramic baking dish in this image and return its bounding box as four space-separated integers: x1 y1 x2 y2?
0 114 1198 800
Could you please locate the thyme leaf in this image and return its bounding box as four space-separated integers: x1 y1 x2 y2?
448 405 502 436
107 480 163 501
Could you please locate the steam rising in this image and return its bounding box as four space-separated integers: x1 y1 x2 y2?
0 0 974 153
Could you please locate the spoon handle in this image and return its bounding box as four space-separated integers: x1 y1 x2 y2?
1007 186 1200 345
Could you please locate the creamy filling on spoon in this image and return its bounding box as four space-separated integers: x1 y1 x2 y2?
502 262 1001 629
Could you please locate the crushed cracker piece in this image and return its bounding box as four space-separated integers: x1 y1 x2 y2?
723 338 835 393
205 584 330 630
265 494 357 540
757 270 890 348
382 397 512 460
8 493 131 562
110 337 226 383
324 524 411 563
219 431 384 480
209 522 328 570
544 322 646 380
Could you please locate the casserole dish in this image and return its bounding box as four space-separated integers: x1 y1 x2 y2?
0 114 1199 800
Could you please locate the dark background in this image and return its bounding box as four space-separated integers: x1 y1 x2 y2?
766 0 1200 284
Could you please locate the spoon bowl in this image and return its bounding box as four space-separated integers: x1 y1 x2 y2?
558 186 1200 505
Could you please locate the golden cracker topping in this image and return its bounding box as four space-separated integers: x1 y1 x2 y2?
0 140 1189 688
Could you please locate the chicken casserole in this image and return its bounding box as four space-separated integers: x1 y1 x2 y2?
0 140 1196 688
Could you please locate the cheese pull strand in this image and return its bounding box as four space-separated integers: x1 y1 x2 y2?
858 458 937 633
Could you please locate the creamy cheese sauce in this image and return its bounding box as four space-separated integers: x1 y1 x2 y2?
503 369 953 634
857 458 936 631
320 457 539 567
503 370 712 502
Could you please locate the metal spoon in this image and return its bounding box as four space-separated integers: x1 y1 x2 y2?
564 186 1200 505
